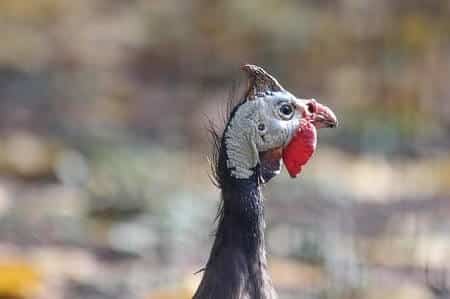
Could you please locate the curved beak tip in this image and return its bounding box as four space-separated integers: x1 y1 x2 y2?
328 116 338 128
314 104 338 129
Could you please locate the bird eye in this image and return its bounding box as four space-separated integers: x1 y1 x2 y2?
278 103 294 120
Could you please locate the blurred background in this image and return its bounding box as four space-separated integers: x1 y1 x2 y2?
0 0 449 298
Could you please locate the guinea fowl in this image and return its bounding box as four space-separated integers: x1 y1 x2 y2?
193 65 338 299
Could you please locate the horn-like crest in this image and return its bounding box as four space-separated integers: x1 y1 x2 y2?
241 64 284 100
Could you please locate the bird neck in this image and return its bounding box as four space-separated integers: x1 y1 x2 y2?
193 173 276 299
218 177 265 256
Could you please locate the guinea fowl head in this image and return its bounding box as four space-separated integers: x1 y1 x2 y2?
217 64 338 184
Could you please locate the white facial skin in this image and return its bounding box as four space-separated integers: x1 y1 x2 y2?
225 91 310 179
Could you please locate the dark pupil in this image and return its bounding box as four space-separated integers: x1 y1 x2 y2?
280 104 293 115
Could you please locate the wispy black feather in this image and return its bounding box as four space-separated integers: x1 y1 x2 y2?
206 78 246 230
207 77 246 190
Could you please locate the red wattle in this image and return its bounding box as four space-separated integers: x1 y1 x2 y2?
282 121 317 178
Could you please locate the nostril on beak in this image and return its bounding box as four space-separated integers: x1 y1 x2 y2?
306 99 317 114
306 102 315 114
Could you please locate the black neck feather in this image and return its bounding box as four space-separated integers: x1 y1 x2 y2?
217 172 265 258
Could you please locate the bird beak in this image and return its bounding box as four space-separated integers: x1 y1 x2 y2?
299 99 337 129
312 102 338 129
